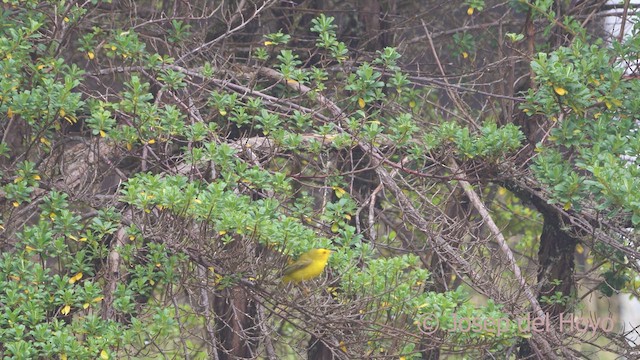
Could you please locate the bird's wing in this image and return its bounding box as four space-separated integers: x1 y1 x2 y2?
283 258 313 275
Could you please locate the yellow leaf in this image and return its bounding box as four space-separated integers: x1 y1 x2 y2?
129 235 135 240
219 109 227 116
467 7 474 15
563 202 571 210
60 354 68 360
331 223 339 233
14 176 23 183
25 245 35 253
61 305 71 315
576 243 584 254
33 174 41 181
111 45 116 51
7 107 14 118
339 341 348 353
87 51 95 60
286 79 299 86
147 139 156 144
93 296 104 302
83 303 90 309
155 263 161 268
333 186 346 198
344 214 352 221
554 86 567 96
12 201 20 207
100 130 106 137
462 52 469 59
100 350 109 360
264 41 273 46
604 99 622 109
59 109 66 117
358 98 365 109
126 143 132 151
586 256 593 265
69 272 83 284
214 273 223 285
63 17 69 22
218 230 227 236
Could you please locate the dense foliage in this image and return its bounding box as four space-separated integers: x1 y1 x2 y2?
2 1 640 359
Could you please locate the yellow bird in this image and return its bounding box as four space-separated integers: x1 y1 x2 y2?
282 248 332 283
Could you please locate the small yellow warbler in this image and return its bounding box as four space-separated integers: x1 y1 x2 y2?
282 248 332 283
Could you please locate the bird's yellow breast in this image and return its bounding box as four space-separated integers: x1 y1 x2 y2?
283 259 327 282
282 248 331 283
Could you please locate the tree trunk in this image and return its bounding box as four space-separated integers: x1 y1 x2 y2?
308 335 334 360
213 285 258 359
